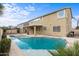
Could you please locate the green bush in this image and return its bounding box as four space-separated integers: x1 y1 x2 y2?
2 29 7 39
49 41 79 56
0 38 11 56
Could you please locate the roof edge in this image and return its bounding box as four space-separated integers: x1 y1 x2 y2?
17 7 72 26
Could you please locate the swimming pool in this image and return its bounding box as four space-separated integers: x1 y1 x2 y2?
11 36 66 50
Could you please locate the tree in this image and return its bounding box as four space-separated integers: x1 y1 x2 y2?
72 17 79 29
0 3 4 16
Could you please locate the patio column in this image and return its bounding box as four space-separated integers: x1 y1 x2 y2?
34 26 36 35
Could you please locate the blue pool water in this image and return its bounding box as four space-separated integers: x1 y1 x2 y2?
12 37 66 50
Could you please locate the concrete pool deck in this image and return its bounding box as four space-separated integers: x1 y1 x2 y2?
9 41 26 56
63 37 79 47
9 34 79 56
9 41 52 56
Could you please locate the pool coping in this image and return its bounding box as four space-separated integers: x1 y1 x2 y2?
8 34 79 56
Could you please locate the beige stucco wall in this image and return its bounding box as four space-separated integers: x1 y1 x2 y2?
0 28 3 40
6 29 17 34
73 29 79 35
65 9 72 35
41 8 72 37
27 8 72 37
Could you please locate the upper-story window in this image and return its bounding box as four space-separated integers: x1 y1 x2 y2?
33 18 41 22
57 10 65 18
30 18 41 24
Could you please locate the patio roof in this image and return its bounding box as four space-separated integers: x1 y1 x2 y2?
27 25 43 27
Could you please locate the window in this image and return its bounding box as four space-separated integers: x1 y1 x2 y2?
57 10 65 18
43 27 47 30
32 18 41 22
53 26 61 32
36 27 41 31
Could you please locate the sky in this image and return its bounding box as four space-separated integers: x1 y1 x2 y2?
0 3 79 28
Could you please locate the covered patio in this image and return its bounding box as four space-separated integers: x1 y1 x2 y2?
26 25 43 35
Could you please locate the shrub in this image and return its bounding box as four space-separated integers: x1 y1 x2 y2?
0 38 11 56
49 41 79 56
